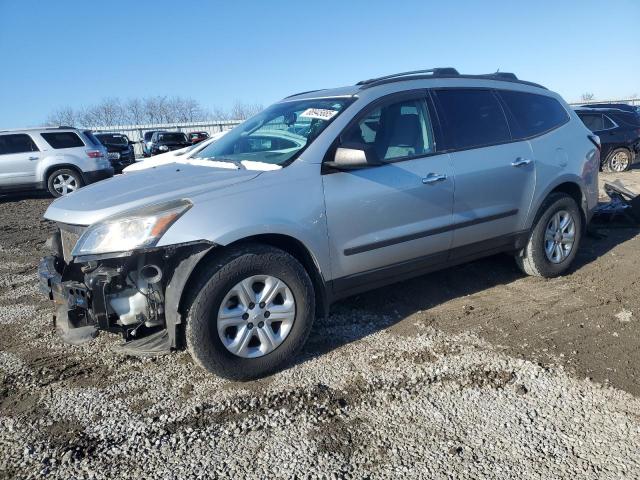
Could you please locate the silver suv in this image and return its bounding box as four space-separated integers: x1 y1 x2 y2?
0 127 113 197
39 68 600 379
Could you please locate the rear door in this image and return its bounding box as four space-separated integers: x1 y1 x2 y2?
322 92 455 290
0 133 40 186
432 88 536 252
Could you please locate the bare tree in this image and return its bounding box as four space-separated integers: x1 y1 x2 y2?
124 98 145 125
230 100 263 120
45 106 78 127
44 95 246 127
580 92 595 102
210 106 231 121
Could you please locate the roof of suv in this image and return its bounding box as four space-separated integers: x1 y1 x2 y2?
283 68 547 102
0 126 78 134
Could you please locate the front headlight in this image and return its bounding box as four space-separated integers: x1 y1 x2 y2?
72 199 192 257
158 145 169 151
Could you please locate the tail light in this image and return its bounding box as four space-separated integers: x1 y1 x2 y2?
87 150 104 158
588 134 601 151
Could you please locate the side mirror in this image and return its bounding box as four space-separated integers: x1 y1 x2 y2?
129 141 138 145
325 144 381 170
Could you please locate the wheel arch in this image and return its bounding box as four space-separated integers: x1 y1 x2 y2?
166 234 329 349
531 180 587 232
43 164 84 184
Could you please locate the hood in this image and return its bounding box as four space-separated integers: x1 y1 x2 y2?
44 163 261 225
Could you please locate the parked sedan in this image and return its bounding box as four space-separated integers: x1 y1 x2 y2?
148 131 191 156
94 133 136 173
575 107 640 172
188 131 210 144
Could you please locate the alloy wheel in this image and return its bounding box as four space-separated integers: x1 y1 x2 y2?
216 275 296 358
53 174 78 195
544 210 576 264
610 151 630 172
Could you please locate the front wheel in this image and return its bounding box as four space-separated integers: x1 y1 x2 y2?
515 193 583 278
184 244 315 380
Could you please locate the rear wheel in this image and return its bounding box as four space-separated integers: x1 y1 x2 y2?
184 244 315 380
46 168 83 197
603 148 632 173
515 193 583 278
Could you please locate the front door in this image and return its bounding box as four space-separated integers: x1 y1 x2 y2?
0 133 40 187
322 94 454 292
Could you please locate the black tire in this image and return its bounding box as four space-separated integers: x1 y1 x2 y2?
602 148 632 173
46 168 83 197
515 193 583 278
184 244 315 380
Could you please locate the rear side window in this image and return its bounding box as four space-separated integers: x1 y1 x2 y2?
499 91 569 138
434 89 510 150
577 113 604 131
0 134 39 155
41 131 85 149
82 130 102 146
602 116 616 129
612 112 640 127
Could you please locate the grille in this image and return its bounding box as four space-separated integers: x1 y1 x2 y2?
107 152 121 160
59 223 86 263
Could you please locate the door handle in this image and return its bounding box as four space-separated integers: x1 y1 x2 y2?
28 156 39 161
511 157 532 167
422 173 447 184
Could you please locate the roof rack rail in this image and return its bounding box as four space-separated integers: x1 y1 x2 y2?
283 89 325 99
357 68 460 86
357 68 546 90
490 72 518 80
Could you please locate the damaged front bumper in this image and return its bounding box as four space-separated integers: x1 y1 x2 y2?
39 230 214 355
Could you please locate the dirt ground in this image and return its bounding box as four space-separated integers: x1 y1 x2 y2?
1 169 639 478
1 173 639 395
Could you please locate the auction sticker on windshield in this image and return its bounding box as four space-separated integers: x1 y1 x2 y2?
299 108 338 121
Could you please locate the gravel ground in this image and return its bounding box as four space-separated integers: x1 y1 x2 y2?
1 171 640 479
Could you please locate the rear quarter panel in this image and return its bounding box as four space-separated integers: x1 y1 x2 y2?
527 107 599 227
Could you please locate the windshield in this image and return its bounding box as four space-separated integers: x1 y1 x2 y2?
157 132 188 143
96 134 128 145
194 97 352 166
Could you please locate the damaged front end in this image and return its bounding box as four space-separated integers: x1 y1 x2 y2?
39 216 213 355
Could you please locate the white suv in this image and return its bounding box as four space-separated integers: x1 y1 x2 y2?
0 127 113 197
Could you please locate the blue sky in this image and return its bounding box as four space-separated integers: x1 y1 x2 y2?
0 0 638 129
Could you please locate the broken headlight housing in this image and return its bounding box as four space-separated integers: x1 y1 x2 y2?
72 199 192 257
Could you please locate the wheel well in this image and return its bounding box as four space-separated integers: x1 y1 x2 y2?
44 164 83 184
229 234 329 320
549 182 586 225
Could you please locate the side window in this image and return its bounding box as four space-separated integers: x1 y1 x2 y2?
434 89 510 150
0 134 39 155
82 130 102 146
602 115 615 129
499 90 569 138
40 132 85 149
342 97 434 161
577 113 604 132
